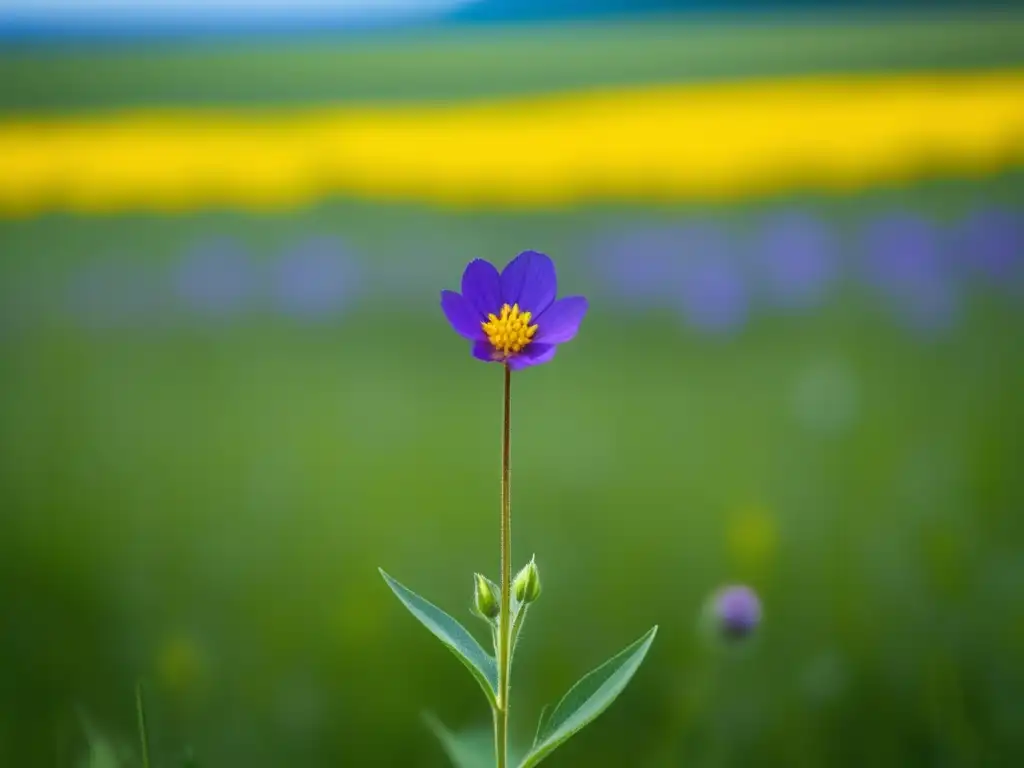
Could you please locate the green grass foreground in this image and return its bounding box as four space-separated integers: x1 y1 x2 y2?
1 180 1023 765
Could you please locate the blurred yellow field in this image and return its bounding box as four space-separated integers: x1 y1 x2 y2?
2 68 1023 215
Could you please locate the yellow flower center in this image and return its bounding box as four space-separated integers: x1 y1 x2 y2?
482 303 538 357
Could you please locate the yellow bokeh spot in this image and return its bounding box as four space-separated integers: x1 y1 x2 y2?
482 303 538 357
726 503 779 572
156 633 204 694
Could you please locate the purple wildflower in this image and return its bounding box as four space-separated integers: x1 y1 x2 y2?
592 226 686 305
712 585 762 640
272 236 357 320
955 206 1023 287
754 209 838 310
673 223 748 334
862 213 959 334
174 237 256 319
678 257 748 334
440 251 588 370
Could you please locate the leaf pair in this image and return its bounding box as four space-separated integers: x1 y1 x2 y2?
380 569 656 767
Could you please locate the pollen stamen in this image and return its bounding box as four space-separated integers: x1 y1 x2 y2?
482 303 538 357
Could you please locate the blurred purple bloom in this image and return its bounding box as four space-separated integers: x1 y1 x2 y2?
754 210 838 310
272 237 358 320
441 251 588 370
863 213 959 334
594 221 749 333
674 223 748 334
713 585 762 640
863 213 945 286
593 226 687 304
174 237 256 319
955 207 1023 286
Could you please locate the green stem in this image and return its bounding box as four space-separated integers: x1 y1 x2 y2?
135 680 151 768
495 364 513 768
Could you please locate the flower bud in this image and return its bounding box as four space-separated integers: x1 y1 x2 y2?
513 557 541 605
709 584 762 640
473 573 500 620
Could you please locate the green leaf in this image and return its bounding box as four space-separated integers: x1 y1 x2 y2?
87 739 121 768
519 626 658 768
76 711 121 768
379 568 498 709
511 604 531 662
422 712 494 768
532 704 552 747
424 712 529 767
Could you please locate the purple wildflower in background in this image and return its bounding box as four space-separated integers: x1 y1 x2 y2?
955 206 1023 288
711 585 762 640
754 209 838 310
592 226 686 305
674 223 748 334
592 221 750 334
174 237 257 320
272 237 358 320
441 251 588 370
862 213 959 334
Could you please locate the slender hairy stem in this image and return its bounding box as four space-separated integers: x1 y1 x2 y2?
495 364 513 768
135 681 151 768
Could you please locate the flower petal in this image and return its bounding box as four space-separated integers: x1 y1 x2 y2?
461 259 502 318
441 290 485 340
500 251 557 316
535 296 589 344
507 343 557 370
472 339 503 363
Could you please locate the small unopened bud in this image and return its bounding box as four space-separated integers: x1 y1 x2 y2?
709 584 762 640
473 573 500 620
513 557 542 605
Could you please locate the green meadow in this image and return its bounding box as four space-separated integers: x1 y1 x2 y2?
1 12 1024 767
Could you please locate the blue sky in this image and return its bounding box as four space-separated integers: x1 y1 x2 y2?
0 0 476 22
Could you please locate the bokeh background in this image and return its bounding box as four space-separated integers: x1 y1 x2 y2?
2 1 1023 765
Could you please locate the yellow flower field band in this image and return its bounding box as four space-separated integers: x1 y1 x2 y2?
1 69 1022 216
